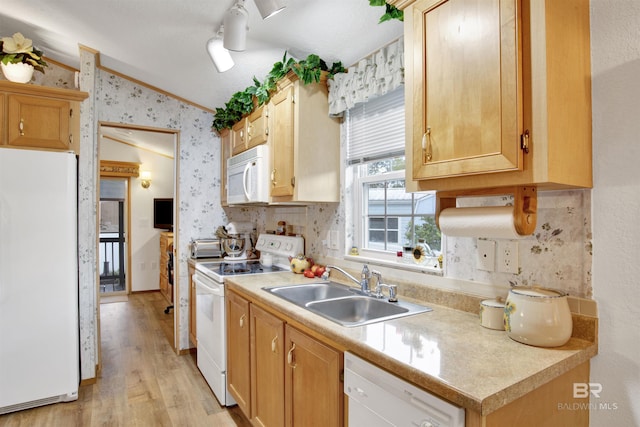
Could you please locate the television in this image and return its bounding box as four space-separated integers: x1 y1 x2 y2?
153 198 174 231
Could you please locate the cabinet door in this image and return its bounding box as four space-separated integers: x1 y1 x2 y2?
410 0 521 180
220 129 231 206
246 104 269 150
188 263 197 346
269 84 295 197
231 118 247 156
7 94 72 150
250 304 285 427
227 291 252 415
285 325 342 427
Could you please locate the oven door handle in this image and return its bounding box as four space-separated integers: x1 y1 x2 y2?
194 276 224 297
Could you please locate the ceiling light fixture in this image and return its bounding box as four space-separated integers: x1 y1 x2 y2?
206 25 235 72
223 0 249 51
253 0 286 19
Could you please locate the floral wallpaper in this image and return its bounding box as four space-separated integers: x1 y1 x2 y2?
94 71 226 354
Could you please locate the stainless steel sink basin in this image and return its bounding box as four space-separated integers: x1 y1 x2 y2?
264 282 357 305
307 296 431 327
263 282 431 327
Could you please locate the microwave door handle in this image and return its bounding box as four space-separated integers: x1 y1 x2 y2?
243 161 252 201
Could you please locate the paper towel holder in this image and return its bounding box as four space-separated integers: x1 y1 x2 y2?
436 186 537 236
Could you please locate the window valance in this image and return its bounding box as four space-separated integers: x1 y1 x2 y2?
328 37 404 117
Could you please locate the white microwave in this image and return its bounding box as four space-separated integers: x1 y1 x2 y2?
227 145 270 205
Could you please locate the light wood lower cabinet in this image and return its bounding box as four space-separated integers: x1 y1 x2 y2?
227 291 252 416
285 324 342 427
227 289 343 427
250 304 285 427
188 260 197 347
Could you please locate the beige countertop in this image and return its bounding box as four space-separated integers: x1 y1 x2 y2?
226 272 598 416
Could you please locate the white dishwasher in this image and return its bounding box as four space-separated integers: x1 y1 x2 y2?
344 353 465 427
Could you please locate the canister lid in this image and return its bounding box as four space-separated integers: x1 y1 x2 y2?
509 286 567 298
481 298 505 309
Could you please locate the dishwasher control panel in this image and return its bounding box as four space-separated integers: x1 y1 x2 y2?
344 352 465 427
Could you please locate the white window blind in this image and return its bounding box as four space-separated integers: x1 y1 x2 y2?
346 87 405 165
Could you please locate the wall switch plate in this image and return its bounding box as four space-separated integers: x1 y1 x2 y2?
477 239 496 271
330 230 339 250
497 240 519 274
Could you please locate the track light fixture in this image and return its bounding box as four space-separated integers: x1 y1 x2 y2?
206 25 234 72
253 0 286 19
223 0 249 51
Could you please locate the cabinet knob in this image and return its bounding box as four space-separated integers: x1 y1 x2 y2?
271 169 277 186
287 342 296 367
19 119 25 136
271 335 278 353
239 314 246 328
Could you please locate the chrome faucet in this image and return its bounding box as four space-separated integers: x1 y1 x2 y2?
321 265 361 287
322 264 372 294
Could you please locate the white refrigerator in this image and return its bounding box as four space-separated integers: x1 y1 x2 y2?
0 148 80 414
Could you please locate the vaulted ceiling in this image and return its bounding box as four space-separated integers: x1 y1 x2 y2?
1 0 403 111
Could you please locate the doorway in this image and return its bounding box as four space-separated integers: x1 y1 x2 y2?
97 122 179 367
99 178 128 295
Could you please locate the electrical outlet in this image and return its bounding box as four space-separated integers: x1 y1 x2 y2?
476 239 496 271
497 240 519 274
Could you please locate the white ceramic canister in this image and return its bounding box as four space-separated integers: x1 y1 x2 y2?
479 298 506 330
260 253 273 267
504 286 573 347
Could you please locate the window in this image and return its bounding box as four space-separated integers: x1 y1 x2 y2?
347 88 441 262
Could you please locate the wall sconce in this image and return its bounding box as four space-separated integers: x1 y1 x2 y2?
206 25 235 72
223 0 249 51
253 0 286 19
140 171 152 189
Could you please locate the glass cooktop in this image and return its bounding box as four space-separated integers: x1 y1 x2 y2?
195 259 286 282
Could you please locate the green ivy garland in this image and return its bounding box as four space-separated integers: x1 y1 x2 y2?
211 2 402 133
212 52 345 132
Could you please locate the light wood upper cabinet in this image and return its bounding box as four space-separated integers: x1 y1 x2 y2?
392 0 592 192
412 0 521 180
269 72 340 203
269 82 296 198
231 118 247 156
250 304 285 427
220 128 231 207
246 104 269 150
219 71 339 204
0 81 87 154
227 291 252 416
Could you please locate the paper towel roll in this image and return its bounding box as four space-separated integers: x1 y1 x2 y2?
439 206 524 239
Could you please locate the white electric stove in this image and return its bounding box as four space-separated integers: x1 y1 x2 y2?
193 234 304 406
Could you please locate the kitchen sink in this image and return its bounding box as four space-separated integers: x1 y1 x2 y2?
264 282 358 305
263 282 431 327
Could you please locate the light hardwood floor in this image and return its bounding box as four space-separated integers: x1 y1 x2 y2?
0 292 251 427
